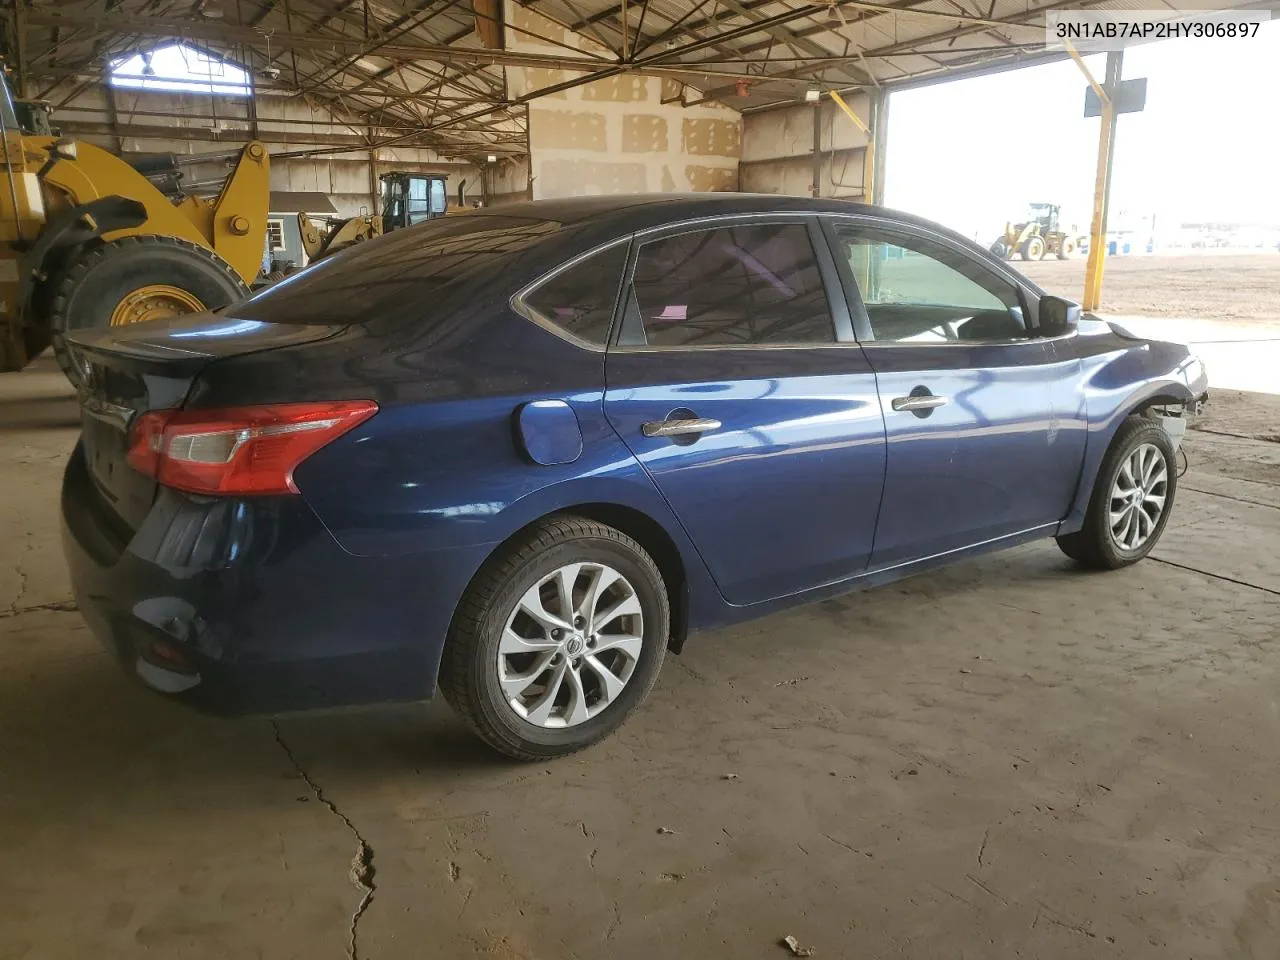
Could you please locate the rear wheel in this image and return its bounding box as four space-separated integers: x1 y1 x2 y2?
1020 236 1046 260
50 235 249 385
1057 237 1077 260
439 516 669 760
989 240 1010 259
1056 417 1176 569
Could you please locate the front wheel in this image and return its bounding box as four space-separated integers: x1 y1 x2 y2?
1056 417 1176 569
439 517 669 760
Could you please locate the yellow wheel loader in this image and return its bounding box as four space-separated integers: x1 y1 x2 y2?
299 172 458 264
0 72 268 381
989 203 1087 262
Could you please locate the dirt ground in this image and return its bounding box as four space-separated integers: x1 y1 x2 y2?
1 353 1277 960
1016 253 1280 324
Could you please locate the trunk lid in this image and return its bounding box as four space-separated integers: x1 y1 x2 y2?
66 313 344 532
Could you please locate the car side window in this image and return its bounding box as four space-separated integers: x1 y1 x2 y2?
522 243 629 347
629 223 835 347
830 224 1028 344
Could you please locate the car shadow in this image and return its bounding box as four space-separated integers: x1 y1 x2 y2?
0 628 512 805
0 544 1096 806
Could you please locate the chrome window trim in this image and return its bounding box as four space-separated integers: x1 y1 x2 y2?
854 332 1080 349
629 209 814 241
506 209 1079 354
610 341 868 354
856 339 1035 350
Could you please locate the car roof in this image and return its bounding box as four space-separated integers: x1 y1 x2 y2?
464 193 933 234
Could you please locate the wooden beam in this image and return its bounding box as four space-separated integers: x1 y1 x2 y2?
474 0 504 50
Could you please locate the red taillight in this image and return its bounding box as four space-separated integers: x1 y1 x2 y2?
126 401 378 495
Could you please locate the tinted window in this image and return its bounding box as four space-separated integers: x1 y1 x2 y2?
521 243 627 346
831 225 1027 343
238 215 562 325
631 223 834 347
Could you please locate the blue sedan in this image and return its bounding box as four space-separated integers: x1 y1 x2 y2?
61 195 1208 759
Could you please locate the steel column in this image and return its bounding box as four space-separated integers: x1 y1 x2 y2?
811 100 822 198
1081 50 1122 312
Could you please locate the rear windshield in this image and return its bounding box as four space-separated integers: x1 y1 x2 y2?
236 214 563 325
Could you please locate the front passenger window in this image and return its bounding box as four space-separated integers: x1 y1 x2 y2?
831 225 1027 343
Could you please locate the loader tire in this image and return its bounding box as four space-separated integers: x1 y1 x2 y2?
49 235 250 386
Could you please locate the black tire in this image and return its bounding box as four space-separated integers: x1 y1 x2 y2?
49 235 249 384
1056 416 1177 570
1020 236 1046 261
989 240 1010 259
439 516 669 761
1056 237 1077 260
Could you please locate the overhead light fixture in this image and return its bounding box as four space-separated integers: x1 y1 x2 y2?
260 33 280 81
486 154 497 163
805 88 821 102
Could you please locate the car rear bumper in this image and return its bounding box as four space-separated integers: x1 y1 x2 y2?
61 442 489 714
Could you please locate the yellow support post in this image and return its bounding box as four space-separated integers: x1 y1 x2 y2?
1083 96 1115 311
829 90 875 205
1065 42 1122 312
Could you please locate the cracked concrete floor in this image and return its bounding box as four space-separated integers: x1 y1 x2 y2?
1 355 1278 960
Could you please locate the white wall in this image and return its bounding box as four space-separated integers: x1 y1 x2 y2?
505 5 742 198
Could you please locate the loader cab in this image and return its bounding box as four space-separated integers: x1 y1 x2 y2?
13 99 54 136
1028 202 1061 234
380 173 448 231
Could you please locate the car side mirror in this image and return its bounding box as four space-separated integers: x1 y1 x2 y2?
1039 295 1081 336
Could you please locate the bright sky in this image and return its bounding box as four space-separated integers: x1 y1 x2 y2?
111 43 251 96
883 20 1280 241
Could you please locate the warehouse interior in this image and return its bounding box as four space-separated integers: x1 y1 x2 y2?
3 1 1279 958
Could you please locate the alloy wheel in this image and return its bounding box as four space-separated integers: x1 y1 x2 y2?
1108 442 1168 551
497 562 644 728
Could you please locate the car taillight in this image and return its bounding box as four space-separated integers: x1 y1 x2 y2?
126 401 378 495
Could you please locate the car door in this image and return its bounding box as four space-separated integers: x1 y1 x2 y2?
821 217 1088 569
603 216 886 606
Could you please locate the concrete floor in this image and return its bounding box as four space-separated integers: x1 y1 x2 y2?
2 352 1278 960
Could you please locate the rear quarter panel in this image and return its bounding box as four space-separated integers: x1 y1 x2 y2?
281 306 726 632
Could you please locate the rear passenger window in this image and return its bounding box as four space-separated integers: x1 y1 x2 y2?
522 243 628 346
630 223 834 347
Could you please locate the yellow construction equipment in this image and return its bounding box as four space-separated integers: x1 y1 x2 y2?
301 172 461 263
990 203 1087 262
0 69 269 379
298 210 382 265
